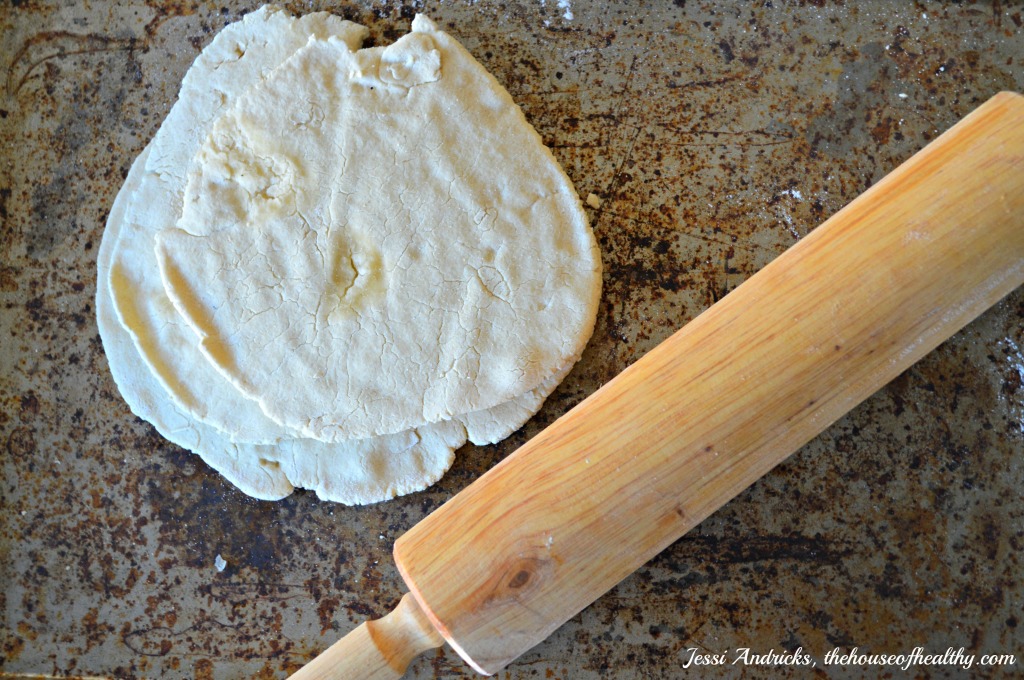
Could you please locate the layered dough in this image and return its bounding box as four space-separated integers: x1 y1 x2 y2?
97 6 601 503
109 7 367 445
99 147 465 502
157 14 601 443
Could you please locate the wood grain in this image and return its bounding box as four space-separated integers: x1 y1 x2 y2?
289 593 444 680
392 91 1024 674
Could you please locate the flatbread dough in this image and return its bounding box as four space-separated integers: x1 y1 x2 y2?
110 6 574 447
99 7 597 503
157 15 602 443
100 145 455 502
110 6 368 444
100 147 567 502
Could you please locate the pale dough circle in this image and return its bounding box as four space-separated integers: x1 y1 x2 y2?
99 144 462 502
110 6 368 444
110 7 577 448
100 147 571 503
157 15 602 443
98 7 594 503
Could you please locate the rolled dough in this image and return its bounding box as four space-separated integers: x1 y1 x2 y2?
157 15 602 443
98 7 598 503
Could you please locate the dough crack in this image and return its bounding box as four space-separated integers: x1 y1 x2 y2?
98 7 600 503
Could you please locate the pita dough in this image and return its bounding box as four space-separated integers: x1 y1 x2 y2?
111 7 570 447
157 15 602 443
101 147 566 502
100 145 459 502
98 7 595 503
110 6 368 443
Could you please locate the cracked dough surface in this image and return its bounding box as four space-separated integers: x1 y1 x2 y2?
100 145 458 502
157 14 602 443
110 6 368 444
100 146 569 503
98 7 600 503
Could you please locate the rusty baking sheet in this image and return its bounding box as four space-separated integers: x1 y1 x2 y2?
2 1 1022 678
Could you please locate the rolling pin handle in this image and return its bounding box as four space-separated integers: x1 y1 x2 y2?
289 592 446 680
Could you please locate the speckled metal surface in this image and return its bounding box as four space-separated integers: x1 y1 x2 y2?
2 1 1022 678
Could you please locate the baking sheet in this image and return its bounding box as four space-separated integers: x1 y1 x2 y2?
1 1 1022 677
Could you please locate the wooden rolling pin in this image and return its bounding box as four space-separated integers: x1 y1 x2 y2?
291 91 1024 679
